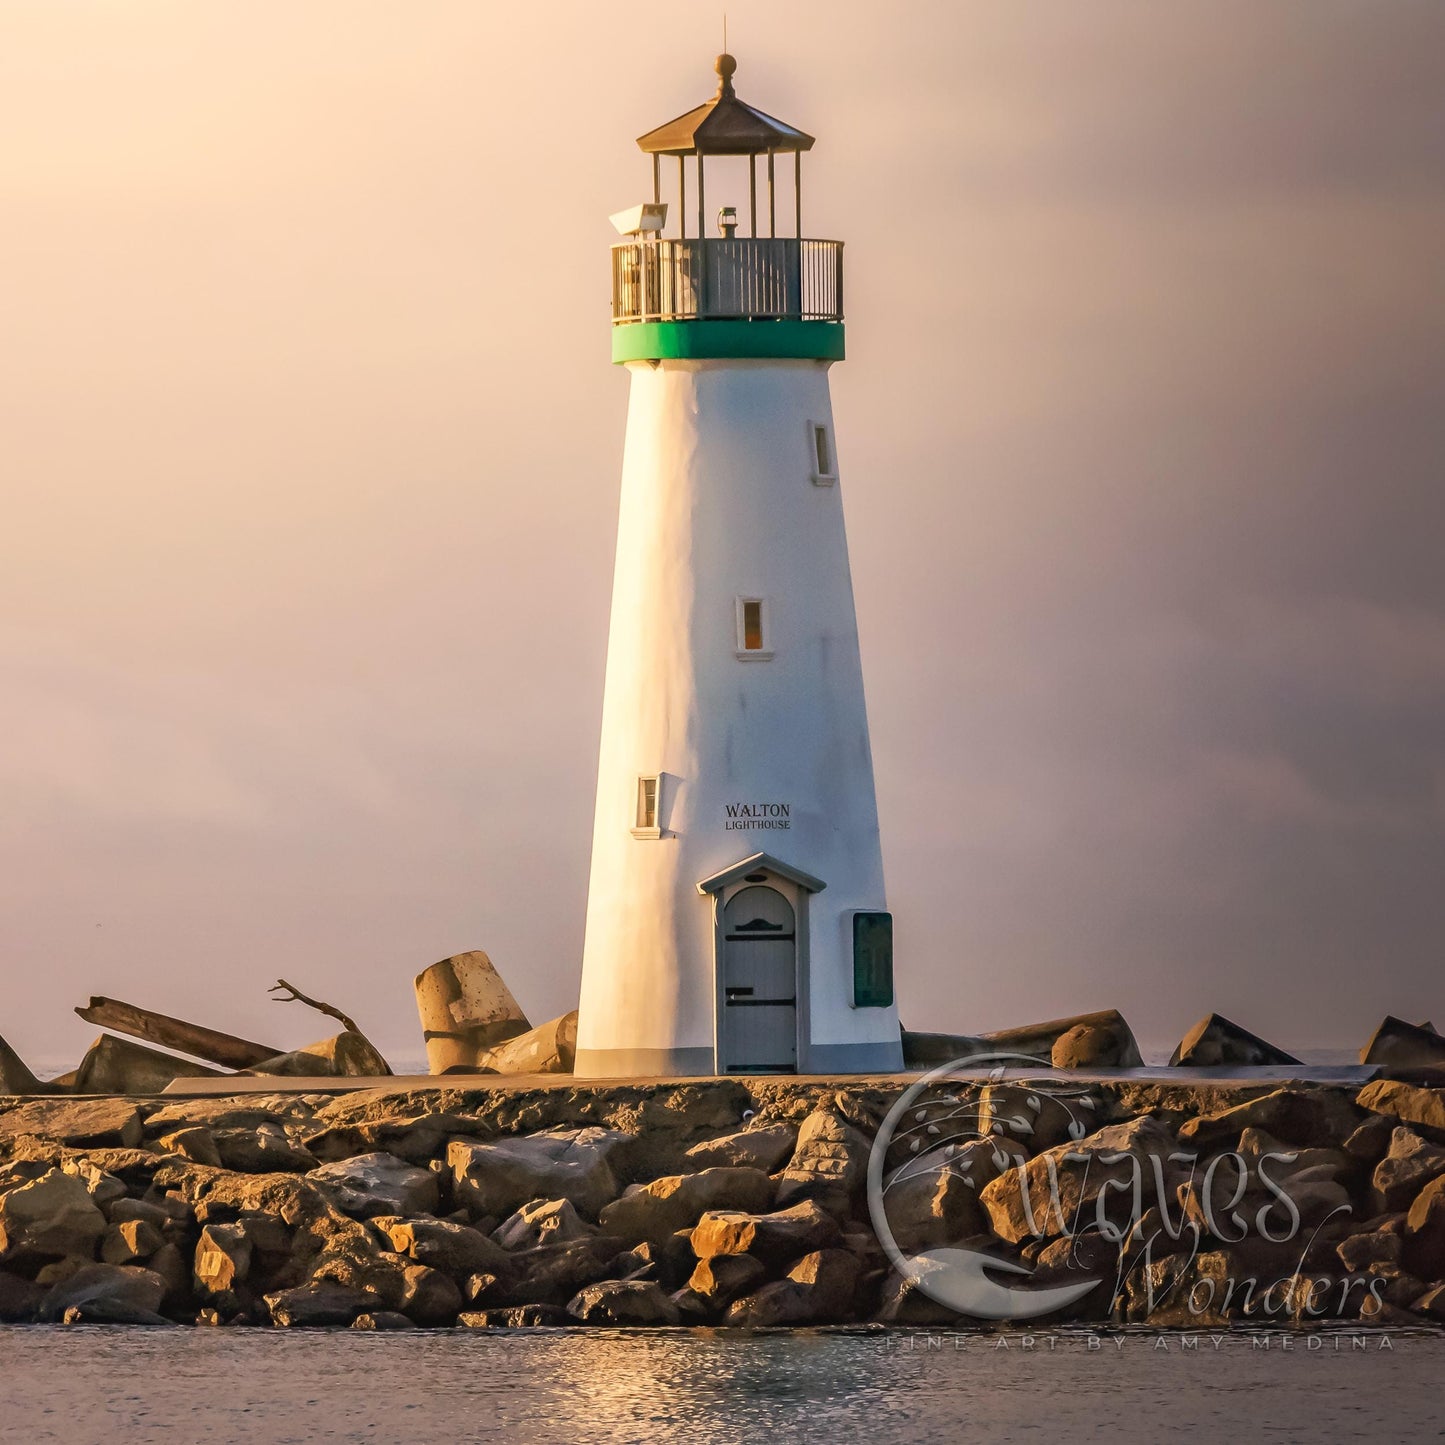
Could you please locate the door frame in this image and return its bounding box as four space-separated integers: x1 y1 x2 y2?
697 851 826 1075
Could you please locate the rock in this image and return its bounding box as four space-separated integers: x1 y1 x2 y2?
1169 1014 1301 1068
109 1198 179 1231
567 1279 682 1325
39 1263 168 1324
265 1280 374 1327
1052 1022 1136 1068
73 1034 221 1094
900 1030 990 1068
1356 1080 1445 1138
670 1287 715 1323
878 1162 991 1253
147 1241 189 1304
726 1249 860 1326
982 1010 1144 1069
194 1224 253 1298
250 1032 392 1079
687 1254 767 1308
157 1128 223 1167
683 1124 798 1174
1404 1174 1445 1280
0 1098 143 1149
774 1109 871 1211
479 1012 578 1076
304 1112 488 1166
307 1234 462 1325
1344 1115 1397 1163
212 1123 319 1174
1361 1017 1445 1069
414 950 531 1074
459 1304 570 1328
975 1085 1084 1153
1371 1127 1445 1212
144 1097 314 1135
1412 1282 1445 1322
598 1168 774 1247
447 1128 631 1219
874 1271 961 1324
384 1218 511 1276
499 1236 630 1307
100 1219 165 1265
492 1199 593 1252
1336 1229 1403 1273
980 1116 1183 1245
1179 1088 1363 1151
1236 1127 1350 1177
0 1168 107 1259
690 1200 840 1267
352 1310 415 1330
308 1153 439 1218
0 1032 59 1096
0 1272 43 1322
60 1157 128 1211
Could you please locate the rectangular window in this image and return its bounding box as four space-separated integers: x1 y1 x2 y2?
851 912 894 1007
632 774 661 838
734 597 773 660
809 421 837 485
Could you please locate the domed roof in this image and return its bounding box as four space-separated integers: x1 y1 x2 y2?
636 54 814 157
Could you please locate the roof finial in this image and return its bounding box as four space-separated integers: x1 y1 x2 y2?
715 49 737 99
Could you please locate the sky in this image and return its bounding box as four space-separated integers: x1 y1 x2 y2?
2 1 1443 1067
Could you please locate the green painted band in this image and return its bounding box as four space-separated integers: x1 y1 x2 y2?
611 319 845 363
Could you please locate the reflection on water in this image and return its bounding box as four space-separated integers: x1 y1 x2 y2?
0 1325 1438 1444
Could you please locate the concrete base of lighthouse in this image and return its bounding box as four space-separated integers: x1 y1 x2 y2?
574 353 903 1080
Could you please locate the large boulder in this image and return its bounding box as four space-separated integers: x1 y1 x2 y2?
982 1010 1143 1069
447 1128 631 1220
73 1034 221 1094
879 1163 991 1253
0 1098 143 1149
383 1218 511 1277
100 1219 165 1266
598 1168 774 1247
0 1168 106 1259
1179 1088 1363 1151
193 1223 253 1301
213 1124 319 1174
1052 1022 1137 1069
1356 1080 1445 1138
1404 1174 1445 1280
500 1236 631 1307
567 1279 681 1326
305 1112 487 1166
491 1199 593 1252
250 1032 391 1079
725 1249 861 1327
1169 1014 1301 1068
980 1116 1183 1245
414 950 531 1074
773 1109 871 1211
690 1200 840 1267
38 1263 169 1324
307 1153 438 1218
265 1280 375 1327
975 1085 1085 1153
479 1012 578 1076
683 1124 797 1174
1361 1017 1445 1069
686 1254 767 1308
1372 1128 1445 1212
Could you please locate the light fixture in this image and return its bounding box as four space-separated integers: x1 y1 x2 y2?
717 205 739 239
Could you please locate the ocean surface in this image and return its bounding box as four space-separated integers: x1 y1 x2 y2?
0 1325 1438 1444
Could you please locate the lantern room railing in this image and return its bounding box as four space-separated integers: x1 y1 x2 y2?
611 238 843 324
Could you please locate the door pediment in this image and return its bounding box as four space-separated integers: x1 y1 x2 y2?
696 851 826 897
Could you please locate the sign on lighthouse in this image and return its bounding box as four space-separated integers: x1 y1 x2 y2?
574 54 903 1078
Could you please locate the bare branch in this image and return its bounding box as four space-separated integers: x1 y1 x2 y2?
268 978 361 1035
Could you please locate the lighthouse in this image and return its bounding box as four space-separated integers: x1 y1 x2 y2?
574 54 902 1078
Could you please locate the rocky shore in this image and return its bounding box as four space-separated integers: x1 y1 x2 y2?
2 1073 1445 1330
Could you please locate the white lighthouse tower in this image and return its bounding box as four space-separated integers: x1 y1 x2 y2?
574 54 902 1078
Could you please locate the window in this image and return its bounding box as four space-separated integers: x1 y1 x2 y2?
808 421 837 485
734 597 773 660
632 774 661 839
851 912 894 1008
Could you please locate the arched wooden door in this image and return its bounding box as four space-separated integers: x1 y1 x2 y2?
721 885 797 1072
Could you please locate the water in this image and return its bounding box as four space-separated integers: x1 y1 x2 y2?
0 1326 1438 1443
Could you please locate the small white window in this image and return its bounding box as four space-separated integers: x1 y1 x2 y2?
735 597 773 660
632 774 661 838
808 421 837 485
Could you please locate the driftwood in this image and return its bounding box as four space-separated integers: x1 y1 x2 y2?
268 979 362 1035
75 996 278 1071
